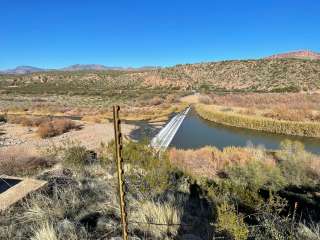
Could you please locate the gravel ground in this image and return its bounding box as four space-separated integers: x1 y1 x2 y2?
0 121 137 157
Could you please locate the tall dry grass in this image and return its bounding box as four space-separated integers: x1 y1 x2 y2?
196 104 320 137
208 92 320 111
30 222 58 240
130 198 184 238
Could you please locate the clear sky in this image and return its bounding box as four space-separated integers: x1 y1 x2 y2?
1 0 320 70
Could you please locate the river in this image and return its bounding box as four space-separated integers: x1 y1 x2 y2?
170 109 320 154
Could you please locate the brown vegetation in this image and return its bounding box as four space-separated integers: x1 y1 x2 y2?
169 146 272 178
0 149 55 176
208 92 320 111
37 119 80 138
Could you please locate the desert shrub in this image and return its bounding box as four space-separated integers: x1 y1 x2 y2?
213 159 284 208
226 158 285 192
1 170 119 240
276 140 320 186
216 202 249 240
196 104 320 137
37 119 80 138
250 194 295 240
169 146 266 178
106 140 174 194
62 144 88 170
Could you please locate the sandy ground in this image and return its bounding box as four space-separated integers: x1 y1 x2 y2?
0 121 138 157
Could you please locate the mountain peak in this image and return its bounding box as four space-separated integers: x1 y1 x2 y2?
265 50 320 60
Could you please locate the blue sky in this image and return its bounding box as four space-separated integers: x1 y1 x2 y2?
1 0 320 70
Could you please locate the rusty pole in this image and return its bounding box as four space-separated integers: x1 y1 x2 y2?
113 105 129 240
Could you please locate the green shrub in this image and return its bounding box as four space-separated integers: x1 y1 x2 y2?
63 145 88 170
216 202 249 240
106 140 174 194
226 159 285 192
276 140 318 186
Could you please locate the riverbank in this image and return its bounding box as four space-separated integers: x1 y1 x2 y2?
195 104 320 138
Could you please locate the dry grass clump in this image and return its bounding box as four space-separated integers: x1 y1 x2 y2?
0 149 56 175
196 104 320 137
37 119 80 138
130 199 182 238
30 222 58 240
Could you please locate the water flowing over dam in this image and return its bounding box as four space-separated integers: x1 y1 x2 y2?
150 107 320 154
150 107 190 151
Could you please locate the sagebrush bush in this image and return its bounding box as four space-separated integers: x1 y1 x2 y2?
226 158 285 192
62 144 88 170
276 140 320 185
216 202 249 240
106 140 175 194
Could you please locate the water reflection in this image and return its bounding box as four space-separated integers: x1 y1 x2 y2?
170 110 320 154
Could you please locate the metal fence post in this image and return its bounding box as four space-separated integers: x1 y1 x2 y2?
113 105 129 240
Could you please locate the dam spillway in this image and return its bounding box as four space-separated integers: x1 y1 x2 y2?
150 107 190 151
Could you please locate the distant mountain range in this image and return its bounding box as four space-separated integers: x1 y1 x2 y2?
0 64 160 75
1 50 319 74
265 50 320 60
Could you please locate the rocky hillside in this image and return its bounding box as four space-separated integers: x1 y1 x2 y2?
1 58 320 94
266 50 320 60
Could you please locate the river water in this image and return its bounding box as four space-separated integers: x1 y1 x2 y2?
170 109 320 154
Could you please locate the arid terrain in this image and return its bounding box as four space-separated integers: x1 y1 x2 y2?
1 52 320 240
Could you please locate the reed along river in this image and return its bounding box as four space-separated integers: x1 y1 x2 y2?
170 109 320 155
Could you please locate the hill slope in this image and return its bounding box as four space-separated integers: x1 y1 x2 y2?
1 58 320 94
266 50 320 60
